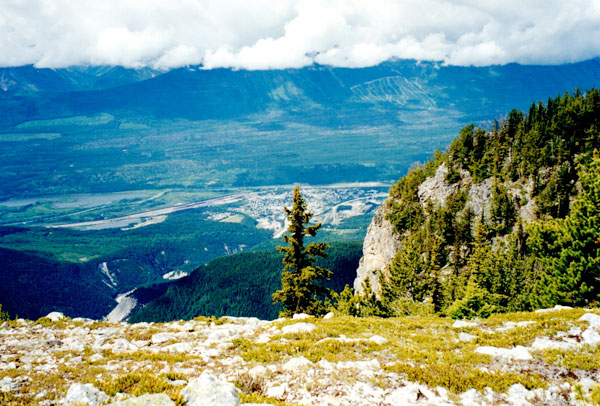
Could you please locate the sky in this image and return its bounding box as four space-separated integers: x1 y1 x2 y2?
1 0 600 70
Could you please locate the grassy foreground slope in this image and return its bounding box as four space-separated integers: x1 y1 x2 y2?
1 307 599 405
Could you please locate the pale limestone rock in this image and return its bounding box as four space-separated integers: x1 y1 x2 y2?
0 376 19 392
582 329 600 346
580 313 600 329
248 365 268 378
62 383 108 405
369 335 387 345
283 356 313 372
292 313 311 320
106 393 175 406
417 163 460 209
45 312 65 321
151 332 175 345
458 332 476 342
496 321 535 332
180 371 239 406
281 322 316 334
474 345 532 361
354 203 403 294
535 305 573 313
466 178 494 219
110 338 137 353
323 312 335 320
89 354 104 362
162 342 192 353
266 383 288 399
385 382 452 405
452 320 478 328
531 337 578 351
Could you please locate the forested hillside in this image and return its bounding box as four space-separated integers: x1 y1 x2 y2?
352 89 600 318
129 241 362 322
0 246 114 319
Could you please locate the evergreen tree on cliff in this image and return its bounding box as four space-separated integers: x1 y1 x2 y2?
273 186 332 316
535 150 600 306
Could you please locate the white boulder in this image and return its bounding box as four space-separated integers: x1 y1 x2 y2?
106 393 175 406
281 322 317 334
452 320 478 328
580 313 600 329
531 337 579 351
265 383 288 399
0 376 20 392
458 332 476 342
474 345 532 361
62 383 108 405
535 305 573 313
45 312 65 321
369 335 388 345
283 356 313 372
180 371 239 406
292 313 311 320
323 312 335 320
110 338 137 353
151 332 176 345
582 328 600 346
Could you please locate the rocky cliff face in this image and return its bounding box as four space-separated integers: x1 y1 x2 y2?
353 203 403 294
354 162 537 295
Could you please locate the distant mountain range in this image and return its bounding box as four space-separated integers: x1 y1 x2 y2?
2 59 600 127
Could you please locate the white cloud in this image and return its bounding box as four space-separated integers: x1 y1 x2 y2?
1 0 599 69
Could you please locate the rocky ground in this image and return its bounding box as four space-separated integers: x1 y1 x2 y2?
1 306 600 405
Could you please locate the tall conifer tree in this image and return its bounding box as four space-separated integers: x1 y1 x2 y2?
273 186 332 316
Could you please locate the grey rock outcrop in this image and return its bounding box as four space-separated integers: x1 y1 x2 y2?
417 163 461 208
62 383 108 405
353 203 403 294
180 371 239 406
107 393 175 406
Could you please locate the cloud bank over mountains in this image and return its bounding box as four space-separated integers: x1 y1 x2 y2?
2 0 600 70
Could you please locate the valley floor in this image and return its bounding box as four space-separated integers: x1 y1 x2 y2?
1 307 600 405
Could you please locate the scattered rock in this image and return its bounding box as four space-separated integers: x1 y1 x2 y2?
474 345 532 361
369 335 388 345
89 353 104 362
281 322 317 334
162 342 192 353
580 313 600 329
323 312 335 320
106 393 175 406
110 338 137 353
385 382 450 405
582 328 600 346
452 320 478 328
458 332 476 342
531 337 579 351
151 332 175 345
535 305 573 313
45 339 63 348
45 312 65 322
283 356 313 372
292 313 311 320
266 383 288 399
248 365 268 378
180 371 239 406
62 383 108 406
0 376 20 392
496 321 535 331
